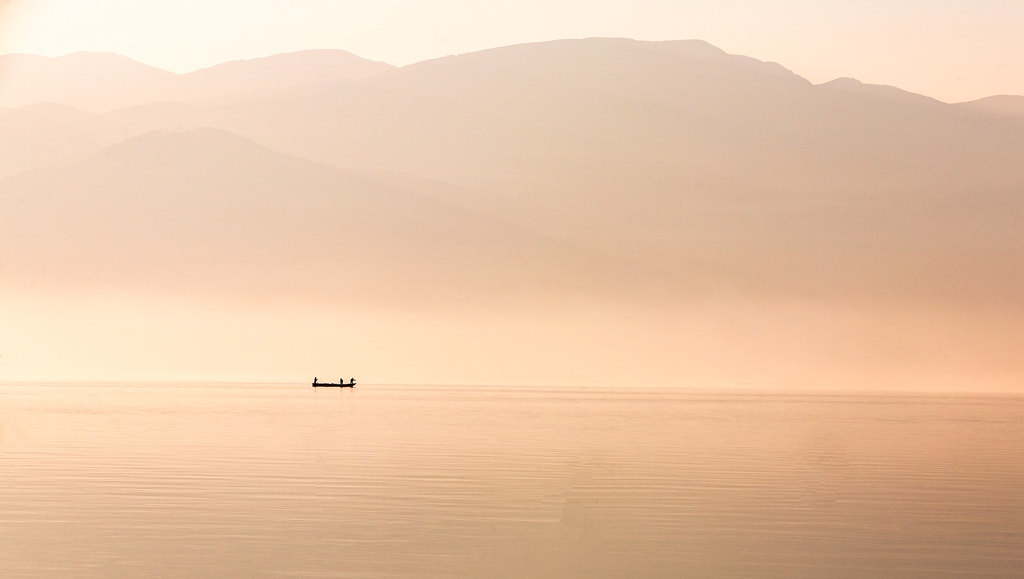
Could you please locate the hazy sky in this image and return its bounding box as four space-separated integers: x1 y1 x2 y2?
0 0 1022 103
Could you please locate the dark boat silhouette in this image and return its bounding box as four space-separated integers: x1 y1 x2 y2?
312 377 356 388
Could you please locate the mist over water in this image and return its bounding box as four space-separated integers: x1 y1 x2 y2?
2 383 1022 578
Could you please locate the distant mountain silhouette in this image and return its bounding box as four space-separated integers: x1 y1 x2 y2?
2 38 1023 304
0 50 394 112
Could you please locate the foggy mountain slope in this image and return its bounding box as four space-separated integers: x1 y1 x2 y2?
0 50 394 112
193 38 821 196
185 38 1024 215
8 38 1023 204
0 128 663 304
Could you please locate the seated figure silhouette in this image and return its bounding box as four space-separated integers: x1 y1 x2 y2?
313 377 318 385
350 377 357 386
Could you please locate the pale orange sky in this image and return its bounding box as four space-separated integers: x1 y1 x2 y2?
0 0 1022 103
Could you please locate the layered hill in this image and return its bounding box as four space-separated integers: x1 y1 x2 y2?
0 128 652 305
0 103 125 179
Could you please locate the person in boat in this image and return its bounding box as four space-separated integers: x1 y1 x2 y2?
313 377 318 385
350 378 357 386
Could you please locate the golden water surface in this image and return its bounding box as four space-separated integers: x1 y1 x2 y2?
2 384 1022 578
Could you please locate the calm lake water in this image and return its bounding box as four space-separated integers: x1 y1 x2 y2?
1 383 1022 578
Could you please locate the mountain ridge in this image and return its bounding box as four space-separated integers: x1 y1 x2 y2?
956 94 1024 117
0 49 395 112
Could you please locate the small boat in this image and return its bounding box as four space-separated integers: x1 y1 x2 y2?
312 377 356 388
